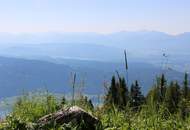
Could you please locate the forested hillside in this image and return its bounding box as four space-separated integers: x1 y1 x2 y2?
0 56 183 97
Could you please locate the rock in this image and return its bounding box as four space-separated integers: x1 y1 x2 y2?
37 106 101 130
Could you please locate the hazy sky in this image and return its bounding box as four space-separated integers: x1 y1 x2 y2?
0 0 189 34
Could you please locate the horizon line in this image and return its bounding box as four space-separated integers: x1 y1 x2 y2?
0 30 189 36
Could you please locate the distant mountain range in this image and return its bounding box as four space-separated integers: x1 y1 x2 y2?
0 31 189 72
0 31 189 52
0 56 184 98
0 31 190 53
0 31 188 98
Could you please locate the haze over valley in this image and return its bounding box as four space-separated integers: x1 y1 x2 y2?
0 31 189 98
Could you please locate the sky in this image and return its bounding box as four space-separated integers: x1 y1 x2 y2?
0 0 190 34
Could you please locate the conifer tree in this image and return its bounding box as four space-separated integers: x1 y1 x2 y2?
174 81 181 106
146 75 167 110
179 98 189 120
165 81 181 113
130 80 144 111
183 72 189 99
88 99 94 111
104 75 129 109
118 77 128 108
159 74 167 102
179 72 190 119
104 76 118 106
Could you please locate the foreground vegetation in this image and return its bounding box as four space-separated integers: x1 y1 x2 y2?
0 72 189 130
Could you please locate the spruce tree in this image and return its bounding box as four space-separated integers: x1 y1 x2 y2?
104 76 118 107
88 99 94 111
183 72 189 99
130 80 144 111
160 74 167 102
104 75 129 109
119 77 128 108
174 81 181 107
165 81 181 113
179 98 189 120
180 72 190 119
146 75 167 110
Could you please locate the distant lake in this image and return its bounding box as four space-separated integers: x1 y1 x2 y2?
0 97 16 119
0 107 11 119
0 93 102 119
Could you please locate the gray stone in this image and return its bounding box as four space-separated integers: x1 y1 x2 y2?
37 106 101 130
